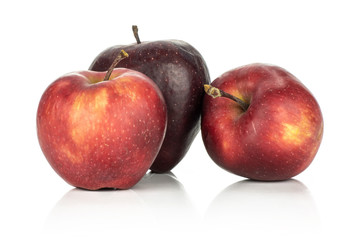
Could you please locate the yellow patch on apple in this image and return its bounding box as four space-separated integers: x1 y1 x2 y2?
112 81 137 102
60 144 82 163
281 112 313 145
69 89 109 145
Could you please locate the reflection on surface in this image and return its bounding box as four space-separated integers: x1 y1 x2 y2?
45 172 196 236
204 179 320 236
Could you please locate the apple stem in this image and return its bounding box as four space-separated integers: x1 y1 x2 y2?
103 50 129 81
132 25 141 44
204 84 249 112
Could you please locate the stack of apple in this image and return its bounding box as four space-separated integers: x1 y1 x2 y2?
37 26 323 190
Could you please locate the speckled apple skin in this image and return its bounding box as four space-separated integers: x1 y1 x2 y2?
37 69 167 190
202 64 323 181
89 40 210 173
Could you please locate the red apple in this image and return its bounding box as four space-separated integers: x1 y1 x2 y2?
37 51 167 190
201 63 323 181
89 26 210 173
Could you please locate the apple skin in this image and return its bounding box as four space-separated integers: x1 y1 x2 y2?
89 40 210 173
201 64 323 181
37 68 167 190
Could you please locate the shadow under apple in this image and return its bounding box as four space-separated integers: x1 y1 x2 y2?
204 179 321 237
44 172 196 237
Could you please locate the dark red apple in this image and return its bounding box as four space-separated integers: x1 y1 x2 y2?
37 51 167 190
89 26 210 173
201 63 323 181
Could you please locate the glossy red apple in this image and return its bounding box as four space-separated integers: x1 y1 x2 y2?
89 26 210 173
37 51 167 190
201 63 323 181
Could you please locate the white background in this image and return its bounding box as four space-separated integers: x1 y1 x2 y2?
1 0 359 239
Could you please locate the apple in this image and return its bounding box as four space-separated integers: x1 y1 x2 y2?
201 63 323 181
89 26 210 173
37 50 167 190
